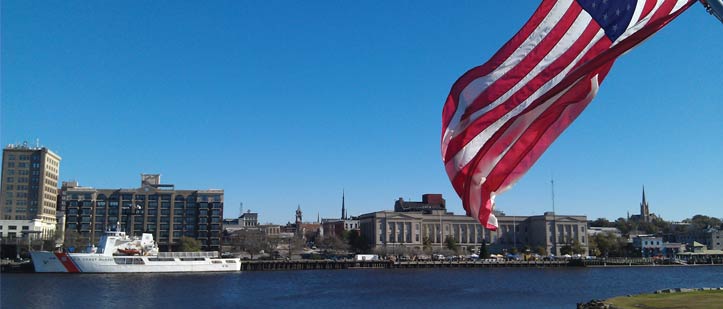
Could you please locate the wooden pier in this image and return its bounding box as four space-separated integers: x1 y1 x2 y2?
240 259 570 271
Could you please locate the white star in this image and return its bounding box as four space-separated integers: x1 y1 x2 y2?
603 13 608 20
612 24 618 31
616 9 621 16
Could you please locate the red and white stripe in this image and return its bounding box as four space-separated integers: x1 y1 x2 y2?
441 0 694 230
54 252 81 272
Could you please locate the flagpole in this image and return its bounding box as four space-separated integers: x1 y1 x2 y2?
551 178 557 256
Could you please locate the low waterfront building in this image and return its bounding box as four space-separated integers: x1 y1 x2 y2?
260 224 281 238
0 219 44 239
223 210 259 233
60 174 224 252
632 235 685 258
359 194 588 256
588 227 622 237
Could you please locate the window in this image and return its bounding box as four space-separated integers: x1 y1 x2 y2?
9 226 17 230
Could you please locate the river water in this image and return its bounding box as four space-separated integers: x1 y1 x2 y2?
2 266 723 308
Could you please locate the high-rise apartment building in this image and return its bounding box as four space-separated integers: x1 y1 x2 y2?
60 174 224 251
0 143 61 239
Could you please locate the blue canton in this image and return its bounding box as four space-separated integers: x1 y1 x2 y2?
577 0 637 41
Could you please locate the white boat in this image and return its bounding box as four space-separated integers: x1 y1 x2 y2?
30 229 240 273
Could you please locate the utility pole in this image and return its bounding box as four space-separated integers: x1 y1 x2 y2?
513 215 517 251
551 178 557 256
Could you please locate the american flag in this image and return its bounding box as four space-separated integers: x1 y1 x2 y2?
441 0 695 231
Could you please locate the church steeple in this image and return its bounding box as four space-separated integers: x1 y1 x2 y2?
295 205 302 225
640 186 650 223
341 189 347 220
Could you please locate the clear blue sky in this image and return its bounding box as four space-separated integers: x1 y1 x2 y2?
2 1 721 225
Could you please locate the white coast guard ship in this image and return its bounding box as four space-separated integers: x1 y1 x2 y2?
30 229 240 273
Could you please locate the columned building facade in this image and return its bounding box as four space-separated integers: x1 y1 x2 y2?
359 194 588 256
60 174 224 251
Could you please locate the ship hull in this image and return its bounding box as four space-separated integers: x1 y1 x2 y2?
31 251 241 273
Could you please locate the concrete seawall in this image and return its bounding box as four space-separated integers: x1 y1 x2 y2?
239 259 570 271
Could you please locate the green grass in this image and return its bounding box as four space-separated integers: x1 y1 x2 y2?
607 290 723 309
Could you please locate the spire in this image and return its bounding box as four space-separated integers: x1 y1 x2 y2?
342 189 346 220
295 204 302 225
642 186 647 204
640 185 650 223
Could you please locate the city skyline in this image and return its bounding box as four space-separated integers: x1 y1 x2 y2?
2 1 721 225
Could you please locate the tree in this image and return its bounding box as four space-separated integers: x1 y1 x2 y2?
589 218 613 227
479 241 489 259
63 230 90 251
559 244 572 255
422 236 432 252
588 232 627 257
178 236 201 252
571 239 584 255
227 230 270 259
345 231 370 254
684 215 723 231
614 218 633 235
444 236 459 253
317 234 348 254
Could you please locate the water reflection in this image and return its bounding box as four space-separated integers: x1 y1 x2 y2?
3 267 723 308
